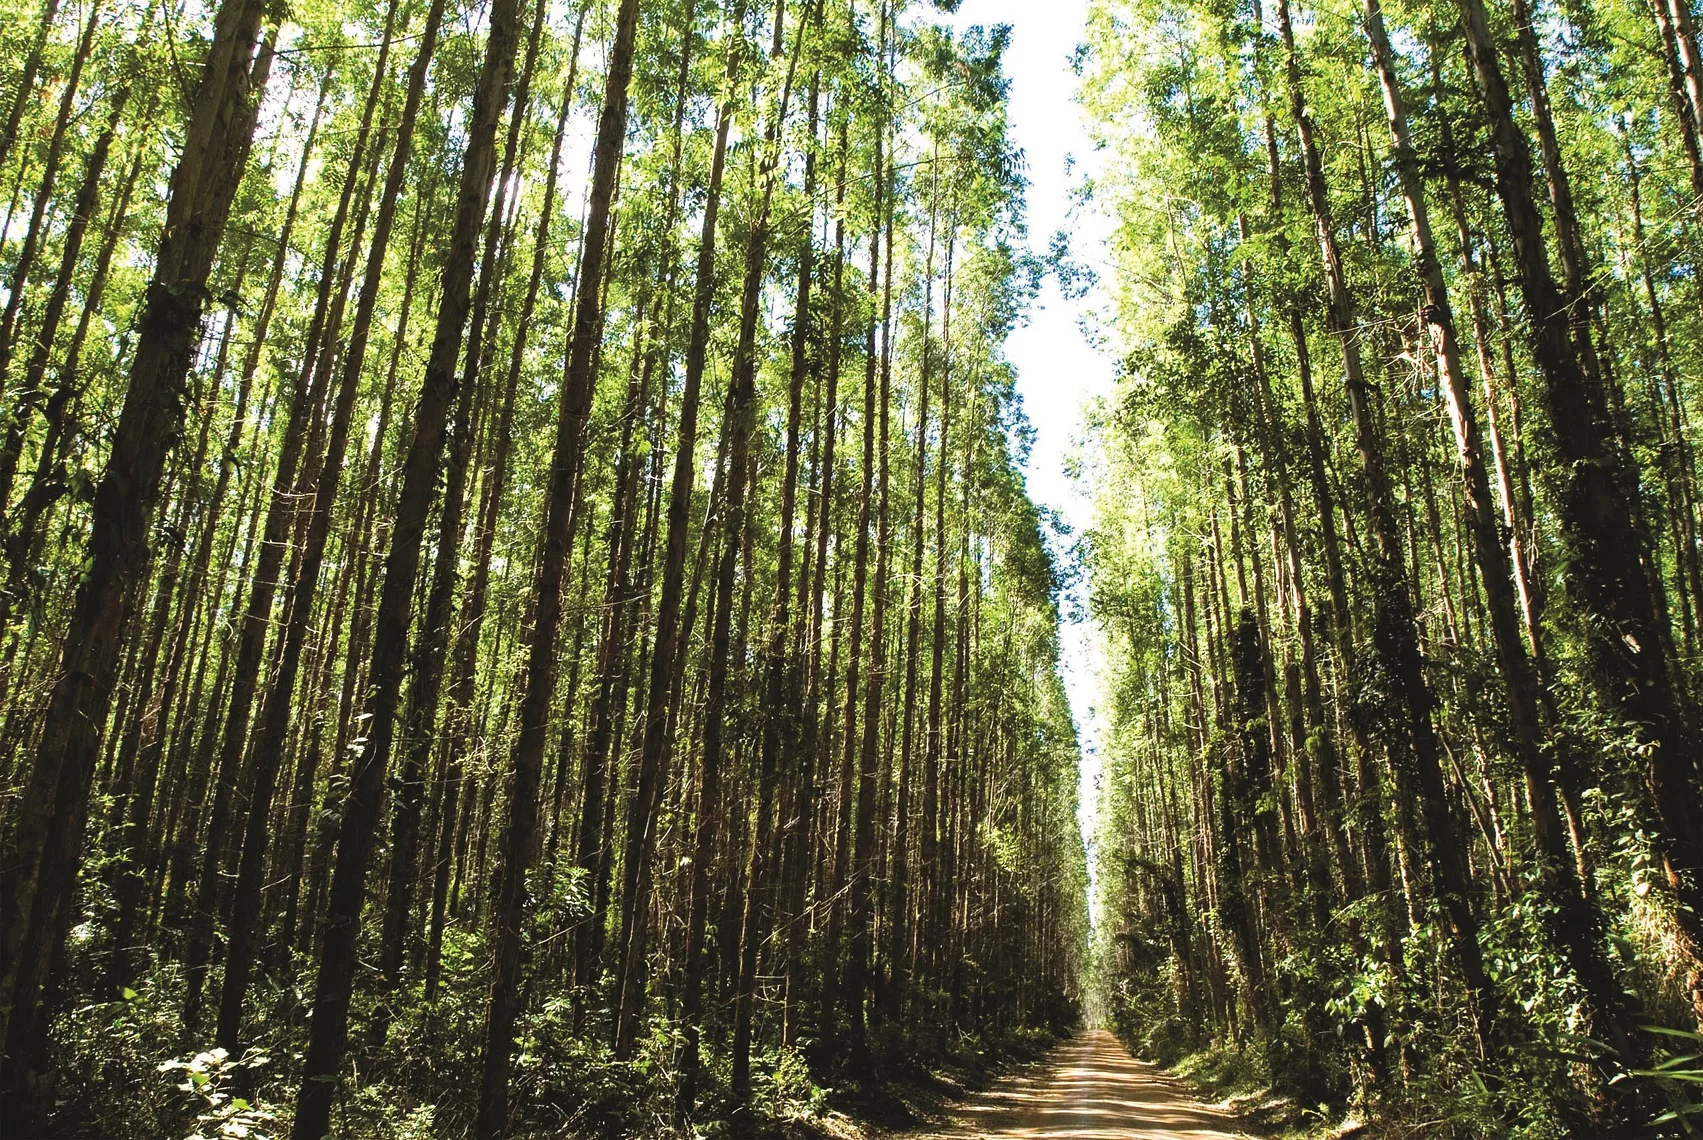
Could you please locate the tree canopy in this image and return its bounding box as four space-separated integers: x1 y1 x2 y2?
1081 0 1703 1129
0 0 1088 1134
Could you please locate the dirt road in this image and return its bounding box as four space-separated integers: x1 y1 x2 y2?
913 1029 1248 1139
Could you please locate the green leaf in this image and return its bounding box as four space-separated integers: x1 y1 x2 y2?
1646 1026 1703 1043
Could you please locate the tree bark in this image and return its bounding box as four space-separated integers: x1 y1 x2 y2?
1364 0 1635 1074
0 0 272 1093
215 0 433 1051
290 0 523 1128
1456 0 1703 1023
1276 0 1496 1056
474 0 637 1132
611 0 743 1063
728 14 814 1104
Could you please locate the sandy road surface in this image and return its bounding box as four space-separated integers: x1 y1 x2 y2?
911 1029 1248 1139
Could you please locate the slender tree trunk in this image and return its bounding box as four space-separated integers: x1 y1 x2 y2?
728 17 814 1105
0 0 100 398
683 25 813 1111
612 0 744 1063
0 127 146 629
0 0 62 175
475 0 637 1131
0 47 125 518
887 152 936 1020
291 0 523 1129
918 229 953 993
824 126 881 1046
678 165 775 1119
784 120 847 1046
1456 0 1703 1023
573 0 682 993
215 0 436 1052
849 48 895 1047
0 0 272 1093
181 19 396 1029
1276 0 1497 1056
1364 0 1635 1074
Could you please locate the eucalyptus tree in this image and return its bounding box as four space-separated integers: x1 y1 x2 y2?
0 3 1087 1135
0 0 274 1107
1084 0 1703 1127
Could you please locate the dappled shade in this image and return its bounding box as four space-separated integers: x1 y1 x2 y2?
921 1032 1243 1140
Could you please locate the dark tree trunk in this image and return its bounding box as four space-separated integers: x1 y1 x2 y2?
848 60 895 1047
729 19 814 1106
214 0 431 1051
0 0 100 398
475 0 637 1131
0 0 272 1097
573 0 681 993
612 0 739 1063
886 156 936 1020
371 0 550 1054
290 0 523 1128
1456 0 1703 1024
1276 0 1497 1056
1364 0 1636 1077
181 18 395 1029
783 119 847 1046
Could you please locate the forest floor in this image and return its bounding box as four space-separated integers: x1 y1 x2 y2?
887 1029 1253 1139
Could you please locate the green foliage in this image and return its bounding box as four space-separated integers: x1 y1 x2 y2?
1077 0 1703 1129
159 1049 280 1140
1629 1028 1703 1132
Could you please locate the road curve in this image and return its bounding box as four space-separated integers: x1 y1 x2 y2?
914 1028 1247 1139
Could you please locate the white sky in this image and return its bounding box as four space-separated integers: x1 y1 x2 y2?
942 0 1117 923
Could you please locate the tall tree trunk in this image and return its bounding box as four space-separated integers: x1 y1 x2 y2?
824 122 882 1046
215 0 436 1051
0 0 101 400
919 228 953 993
181 17 396 1029
1456 0 1703 1024
887 152 936 1019
0 79 130 633
682 19 811 1112
573 0 684 993
475 0 637 1132
291 0 523 1129
612 0 743 1063
1364 0 1636 1076
0 123 146 633
678 171 773 1120
0 4 110 509
784 119 847 1046
729 16 814 1105
1275 0 1497 1056
848 45 895 1047
369 0 550 1054
0 0 272 1096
